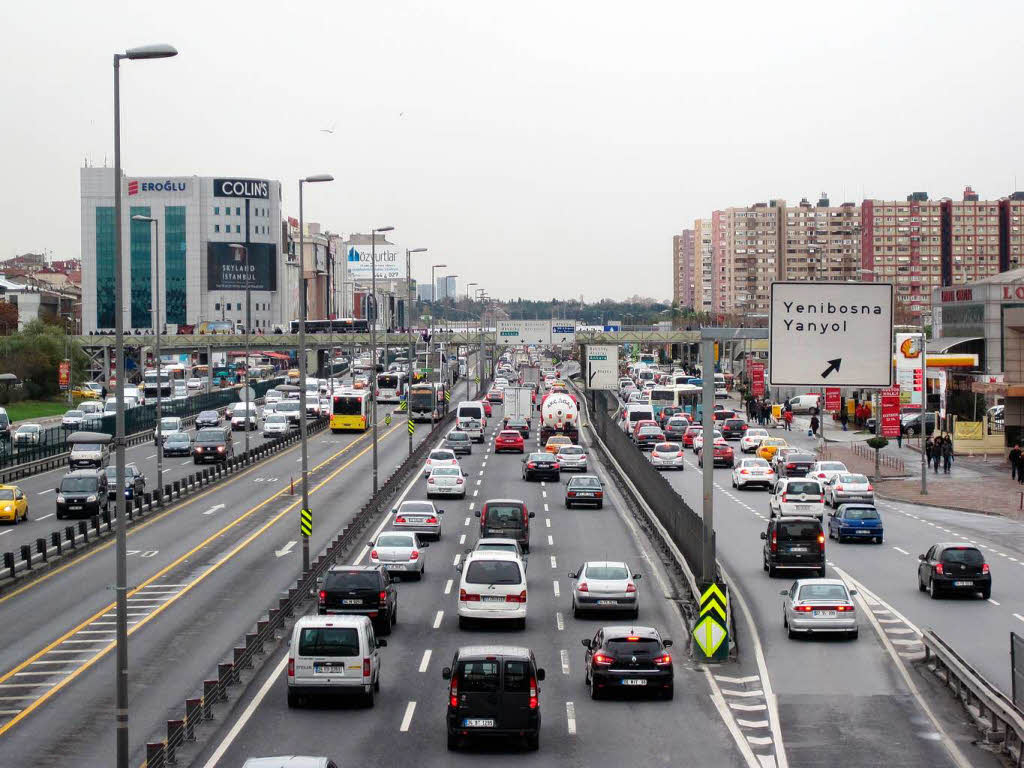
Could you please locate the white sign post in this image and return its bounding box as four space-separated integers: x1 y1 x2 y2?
550 320 576 346
585 345 619 390
769 281 893 387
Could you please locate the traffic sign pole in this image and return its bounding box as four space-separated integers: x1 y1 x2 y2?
692 582 729 661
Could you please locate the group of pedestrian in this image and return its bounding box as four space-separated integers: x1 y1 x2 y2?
1008 444 1024 484
925 434 954 474
746 398 774 427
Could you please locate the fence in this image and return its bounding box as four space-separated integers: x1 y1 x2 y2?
847 442 905 473
586 388 714 581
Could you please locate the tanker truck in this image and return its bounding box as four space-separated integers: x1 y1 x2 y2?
539 391 579 444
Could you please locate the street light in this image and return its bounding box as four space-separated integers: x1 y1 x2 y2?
132 214 165 495
442 274 458 330
229 244 252 456
298 173 334 575
370 226 394 495
406 247 427 456
112 41 177 768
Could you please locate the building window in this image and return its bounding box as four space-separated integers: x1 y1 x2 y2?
164 206 187 325
236 225 241 233
130 205 152 329
214 224 220 233
95 207 116 328
214 207 220 215
215 303 220 311
236 303 242 311
236 207 241 216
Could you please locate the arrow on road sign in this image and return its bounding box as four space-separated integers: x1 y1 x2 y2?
275 540 297 557
692 615 727 656
820 358 842 379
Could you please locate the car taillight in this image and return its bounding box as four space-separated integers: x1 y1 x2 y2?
523 508 530 524
781 494 788 503
505 590 527 603
456 477 464 485
593 653 614 666
450 678 459 708
867 484 874 492
595 490 603 498
410 550 419 560
577 582 588 592
379 590 387 603
625 583 636 593
819 495 825 503
363 658 371 677
836 605 855 612
654 653 672 666
370 549 379 559
794 605 814 612
818 534 825 551
318 590 326 604
835 485 843 492
529 676 538 709
982 563 990 574
527 462 536 469
786 463 796 469
459 589 480 602
427 477 435 484
771 531 777 553
552 462 560 470
567 490 577 497
677 451 684 457
288 657 294 677
396 515 407 523
934 562 944 575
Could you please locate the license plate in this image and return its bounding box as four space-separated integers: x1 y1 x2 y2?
69 506 82 511
405 517 425 524
790 546 808 553
813 610 837 617
621 679 647 686
953 581 973 587
389 563 407 570
342 599 363 605
576 492 594 497
596 600 616 605
463 718 495 728
856 530 870 535
314 662 344 674
482 596 505 602
795 505 811 510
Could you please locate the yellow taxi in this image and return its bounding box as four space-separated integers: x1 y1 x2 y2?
756 437 789 462
545 435 573 454
0 485 28 524
71 386 99 399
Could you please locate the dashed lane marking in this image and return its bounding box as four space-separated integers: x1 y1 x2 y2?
418 650 431 673
453 553 461 566
459 534 466 545
464 517 470 526
545 518 551 528
399 701 416 732
556 613 564 631
566 701 577 736
729 702 768 712
433 611 444 629
444 579 453 595
893 546 910 555
548 535 553 546
560 649 570 675
553 581 560 597
550 556 557 569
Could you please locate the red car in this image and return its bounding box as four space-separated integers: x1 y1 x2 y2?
481 400 492 418
631 420 660 440
698 438 735 468
495 429 525 453
681 425 703 448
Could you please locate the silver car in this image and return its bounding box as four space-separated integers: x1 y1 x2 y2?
423 449 459 478
368 531 428 579
156 416 184 444
263 413 291 438
781 578 858 639
13 424 42 446
649 442 685 470
62 410 85 429
568 560 641 618
392 500 444 540
824 473 874 507
472 537 527 568
427 465 466 499
555 445 588 472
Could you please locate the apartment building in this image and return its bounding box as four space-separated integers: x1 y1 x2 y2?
672 229 695 309
720 201 783 316
693 218 714 313
782 196 861 282
941 187 1000 286
1000 192 1024 271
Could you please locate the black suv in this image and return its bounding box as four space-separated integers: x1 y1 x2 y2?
104 462 146 500
720 418 747 440
582 625 674 700
195 410 221 429
318 564 398 635
778 452 815 479
55 469 110 519
917 543 991 599
193 427 233 464
761 516 825 577
443 646 545 751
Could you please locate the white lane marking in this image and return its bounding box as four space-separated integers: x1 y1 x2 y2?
476 479 482 486
444 579 453 595
203 504 226 516
542 491 547 498
473 490 478 497
544 503 550 512
453 553 461 566
433 611 444 629
729 702 768 711
545 518 551 528
987 598 1000 606
419 650 432 673
459 534 466 545
36 513 55 521
481 461 486 467
716 675 760 685
550 555 557 569
721 688 766 698
738 719 771 728
553 581 560 597
547 535 553 546
1014 614 1024 624
0 530 10 537
464 517 470 526
180 460 192 466
400 701 416 732
556 612 564 631
541 481 546 487
748 736 773 746
566 701 576 736
478 470 484 476
560 649 570 675
37 488 55 495
275 541 297 558
892 546 909 555
469 503 475 511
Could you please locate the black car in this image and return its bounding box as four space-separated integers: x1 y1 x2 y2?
193 427 234 464
634 426 665 452
522 452 560 481
720 418 747 440
761 516 825 578
582 625 673 700
55 469 110 519
565 475 604 509
917 543 991 599
163 431 192 456
778 452 815 479
317 564 398 635
104 463 146 500
195 410 222 429
443 646 545 752
902 412 937 437
505 418 530 439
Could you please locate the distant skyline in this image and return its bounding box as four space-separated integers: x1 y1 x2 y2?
3 0 1024 301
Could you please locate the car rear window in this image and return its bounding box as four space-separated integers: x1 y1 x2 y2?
447 432 469 441
499 431 520 438
465 560 523 585
819 463 847 471
798 584 849 601
838 474 867 484
486 504 525 524
400 501 434 514
785 481 821 495
569 477 601 488
432 467 460 476
776 521 822 541
584 565 629 580
457 660 499 692
324 571 379 590
298 627 359 657
843 507 879 520
941 547 984 566
607 638 661 655
377 534 415 547
655 443 680 452
787 454 814 463
559 446 584 455
503 660 530 692
724 419 744 427
476 543 518 554
429 450 454 461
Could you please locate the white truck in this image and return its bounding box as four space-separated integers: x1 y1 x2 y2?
503 386 534 426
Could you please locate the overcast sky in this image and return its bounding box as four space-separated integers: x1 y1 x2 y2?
3 1 1024 301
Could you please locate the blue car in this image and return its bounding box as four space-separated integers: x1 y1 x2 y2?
828 504 883 544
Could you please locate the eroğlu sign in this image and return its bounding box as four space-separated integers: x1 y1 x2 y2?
769 281 893 388
213 178 270 199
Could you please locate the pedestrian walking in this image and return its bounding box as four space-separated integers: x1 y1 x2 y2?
925 437 933 465
809 414 820 437
941 436 953 474
896 421 903 449
839 409 849 432
1017 449 1024 485
783 409 793 431
1011 444 1021 481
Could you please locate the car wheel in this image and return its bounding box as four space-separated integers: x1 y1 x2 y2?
56 511 64 520
631 607 639 620
981 587 991 600
818 566 827 578
589 677 602 700
573 602 581 619
597 501 604 509
374 673 381 692
787 625 797 639
731 479 736 488
875 536 883 544
364 685 375 708
662 686 674 701
762 555 768 572
767 563 777 578
525 732 539 751
928 579 940 599
378 616 393 636
848 628 859 640
458 615 469 629
517 617 526 630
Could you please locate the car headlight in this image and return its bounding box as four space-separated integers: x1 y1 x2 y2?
56 495 65 503
86 495 97 503
2 505 11 512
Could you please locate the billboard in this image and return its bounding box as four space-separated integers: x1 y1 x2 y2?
585 345 619 390
345 242 402 280
59 360 70 390
825 387 841 412
206 243 278 291
881 386 901 437
895 333 923 409
749 361 765 397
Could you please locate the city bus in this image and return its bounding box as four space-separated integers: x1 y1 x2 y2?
376 371 408 404
649 384 701 419
289 318 370 334
331 391 369 432
408 382 447 423
143 369 173 398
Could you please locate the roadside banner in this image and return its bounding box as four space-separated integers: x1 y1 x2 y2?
881 386 901 437
825 387 841 412
59 360 70 390
750 361 765 398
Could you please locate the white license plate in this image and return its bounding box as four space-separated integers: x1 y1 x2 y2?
389 564 408 570
621 678 647 686
856 530 870 535
596 600 617 605
342 599 363 605
482 596 504 603
314 663 344 674
813 610 837 617
69 506 82 510
790 547 808 553
953 581 973 587
795 505 811 510
576 492 594 497
463 718 495 728
405 517 425 524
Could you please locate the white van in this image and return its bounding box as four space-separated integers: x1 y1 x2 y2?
621 403 654 433
455 550 528 629
287 614 386 708
456 401 487 427
786 394 821 415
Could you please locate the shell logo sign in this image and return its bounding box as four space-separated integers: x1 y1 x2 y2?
899 336 921 359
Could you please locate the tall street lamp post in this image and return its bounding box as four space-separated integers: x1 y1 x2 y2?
132 214 164 494
406 247 427 456
229 244 252 454
429 264 446 428
370 226 394 494
298 174 333 574
113 42 177 768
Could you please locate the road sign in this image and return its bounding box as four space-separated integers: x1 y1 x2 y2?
497 320 551 347
420 368 434 374
550 321 576 346
384 414 392 426
693 582 729 661
769 281 893 387
407 420 415 435
240 386 256 402
444 390 451 403
300 508 312 537
396 400 407 412
585 345 619 390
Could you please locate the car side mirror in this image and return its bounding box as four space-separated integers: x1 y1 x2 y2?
420 542 430 548
474 510 481 517
455 563 463 572
918 554 926 561
779 589 789 596
537 668 546 681
55 487 60 493
441 667 452 680
392 508 398 514
528 511 535 518
760 532 767 540
367 540 374 547
849 589 858 596
632 573 642 580
376 638 388 648
581 639 591 649
438 509 445 515
663 639 673 648
567 571 578 579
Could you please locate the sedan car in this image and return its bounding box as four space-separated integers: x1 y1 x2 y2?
740 428 769 454
495 429 525 453
163 431 193 456
823 473 874 507
0 485 28 524
12 424 42 446
444 430 473 456
917 543 991 599
663 417 690 440
427 465 467 499
392 500 444 540
776 451 815 480
569 561 641 617
522 452 560 481
555 445 588 471
808 461 849 486
828 504 883 543
731 457 776 490
756 437 788 462
186 377 203 390
471 537 527 565
423 449 459 478
104 463 146 500
582 625 673 700
565 474 604 508
780 579 858 639
649 442 685 470
544 435 573 454
698 438 734 468
195 410 222 429
720 418 747 440
681 425 703 449
505 417 530 439
368 531 428 579
486 388 504 403
262 413 292 438
61 410 85 430
634 425 665 452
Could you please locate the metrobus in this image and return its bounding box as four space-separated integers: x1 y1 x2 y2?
143 369 173 398
331 391 369 432
289 318 370 334
198 321 236 334
649 384 702 419
639 353 657 366
408 382 448 423
376 371 408 404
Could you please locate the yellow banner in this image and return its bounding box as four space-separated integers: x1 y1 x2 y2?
954 421 983 441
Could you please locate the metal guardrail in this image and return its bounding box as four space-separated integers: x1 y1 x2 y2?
922 629 1024 765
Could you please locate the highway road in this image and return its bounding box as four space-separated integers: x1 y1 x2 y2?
192 403 745 768
0 369 476 766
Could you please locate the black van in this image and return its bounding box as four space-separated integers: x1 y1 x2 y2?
55 469 110 519
443 645 545 751
475 498 535 553
761 516 825 577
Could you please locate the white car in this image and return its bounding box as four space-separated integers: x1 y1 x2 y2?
427 465 467 499
692 429 723 454
230 403 259 431
423 448 459 478
649 442 685 470
286 614 383 708
186 377 202 390
262 413 291 438
808 461 849 486
264 389 283 406
156 416 184 444
368 531 428 578
61 410 85 429
731 457 776 490
740 427 770 454
455 551 527 629
769 478 825 519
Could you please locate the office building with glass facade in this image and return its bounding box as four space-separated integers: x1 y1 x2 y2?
80 167 285 333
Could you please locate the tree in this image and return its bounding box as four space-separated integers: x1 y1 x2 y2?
0 301 17 335
0 319 88 399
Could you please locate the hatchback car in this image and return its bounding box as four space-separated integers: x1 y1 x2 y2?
555 445 588 472
163 431 193 456
486 389 504 403
663 417 690 440
569 561 640 617
732 457 776 490
195 410 221 428
565 475 604 508
444 430 473 456
105 463 146 500
317 565 397 635
917 543 991 599
828 504 883 543
634 425 665 452
495 430 525 453
780 579 858 639
777 452 815 479
681 425 703 449
761 516 826 578
368 531 429 578
582 626 673 700
649 442 685 470
428 466 467 499
769 479 824 518
698 437 734 468
423 449 459 478
393 500 444 539
522 452 560 481
61 410 85 430
756 438 788 462
740 428 769 454
824 473 874 507
0 485 28 524
456 551 528 629
720 418 747 440
262 413 292 438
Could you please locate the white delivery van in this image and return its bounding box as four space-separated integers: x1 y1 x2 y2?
286 614 386 708
621 403 655 432
456 401 487 427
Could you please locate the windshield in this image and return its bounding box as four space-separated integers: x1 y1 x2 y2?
167 433 190 443
838 474 868 484
195 430 225 443
298 627 359 657
0 489 14 500
61 477 98 493
199 411 218 420
465 560 523 585
267 414 287 423
72 443 102 452
843 507 880 520
65 411 83 419
429 451 455 461
584 564 629 580
569 476 601 488
277 401 300 413
650 390 674 403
